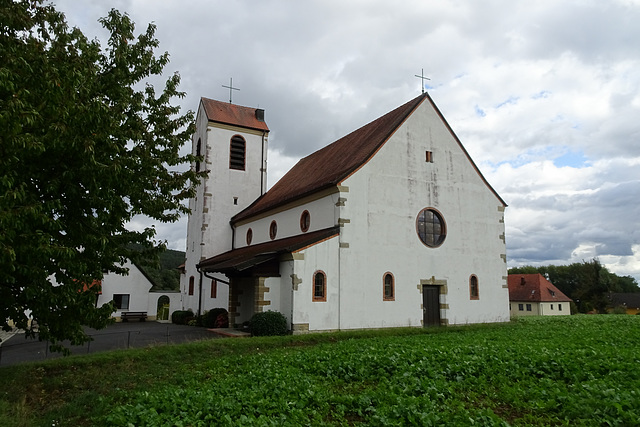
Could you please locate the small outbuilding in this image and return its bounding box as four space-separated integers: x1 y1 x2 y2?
508 274 572 316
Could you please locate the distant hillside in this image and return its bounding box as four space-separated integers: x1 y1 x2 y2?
129 246 185 291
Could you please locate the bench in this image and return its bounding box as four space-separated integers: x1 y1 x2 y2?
121 311 147 322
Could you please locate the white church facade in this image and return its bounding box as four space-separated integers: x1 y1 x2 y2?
180 93 510 331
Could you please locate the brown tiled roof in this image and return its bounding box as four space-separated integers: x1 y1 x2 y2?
233 92 506 224
508 274 573 303
609 293 640 309
201 97 269 132
198 226 340 273
232 94 428 223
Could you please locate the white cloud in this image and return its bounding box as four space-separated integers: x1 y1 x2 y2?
51 0 640 282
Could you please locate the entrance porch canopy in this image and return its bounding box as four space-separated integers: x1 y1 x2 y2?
197 226 340 275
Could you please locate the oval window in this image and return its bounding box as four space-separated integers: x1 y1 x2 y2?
416 208 446 247
269 220 278 240
300 210 310 232
246 228 253 246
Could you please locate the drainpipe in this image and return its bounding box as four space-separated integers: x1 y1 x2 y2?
197 270 203 317
261 130 267 195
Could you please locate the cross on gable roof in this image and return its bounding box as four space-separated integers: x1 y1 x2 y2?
232 93 505 224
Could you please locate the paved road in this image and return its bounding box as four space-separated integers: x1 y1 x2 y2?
0 322 221 367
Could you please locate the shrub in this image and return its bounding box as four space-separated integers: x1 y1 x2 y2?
171 310 194 325
203 308 229 328
250 311 288 336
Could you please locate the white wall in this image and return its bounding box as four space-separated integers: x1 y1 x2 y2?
334 97 509 329
291 235 341 331
234 193 339 248
97 260 153 319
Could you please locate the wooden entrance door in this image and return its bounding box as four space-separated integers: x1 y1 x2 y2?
422 285 441 327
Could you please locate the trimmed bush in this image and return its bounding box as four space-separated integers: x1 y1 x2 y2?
171 309 194 325
203 308 229 328
250 310 288 336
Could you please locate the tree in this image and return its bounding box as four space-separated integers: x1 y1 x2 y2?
0 1 204 352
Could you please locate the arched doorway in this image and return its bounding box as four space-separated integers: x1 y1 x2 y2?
156 295 170 321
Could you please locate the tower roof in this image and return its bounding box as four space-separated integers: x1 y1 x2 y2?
201 97 269 132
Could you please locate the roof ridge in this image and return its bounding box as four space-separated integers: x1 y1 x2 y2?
232 93 428 223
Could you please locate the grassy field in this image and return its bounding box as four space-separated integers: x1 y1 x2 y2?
0 315 638 426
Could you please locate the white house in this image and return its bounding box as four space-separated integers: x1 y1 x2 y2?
181 93 510 331
95 260 182 322
507 273 572 316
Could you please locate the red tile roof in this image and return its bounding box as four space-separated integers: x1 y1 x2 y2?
201 97 269 132
508 274 572 303
198 226 340 273
233 92 506 224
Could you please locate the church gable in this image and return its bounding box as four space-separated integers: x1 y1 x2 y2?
232 94 427 224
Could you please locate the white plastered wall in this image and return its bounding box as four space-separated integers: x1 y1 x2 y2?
290 235 341 331
336 97 509 329
96 260 153 320
235 193 339 248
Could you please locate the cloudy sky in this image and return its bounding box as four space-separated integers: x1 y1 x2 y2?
54 0 640 282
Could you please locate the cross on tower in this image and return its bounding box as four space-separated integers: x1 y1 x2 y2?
414 69 431 94
222 78 240 103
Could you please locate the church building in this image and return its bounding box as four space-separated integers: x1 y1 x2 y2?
180 93 510 331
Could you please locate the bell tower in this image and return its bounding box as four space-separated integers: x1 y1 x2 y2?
181 98 269 314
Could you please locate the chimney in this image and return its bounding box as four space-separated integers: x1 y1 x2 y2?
255 108 265 122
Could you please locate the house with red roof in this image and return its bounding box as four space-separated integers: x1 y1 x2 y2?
181 93 510 331
507 273 572 316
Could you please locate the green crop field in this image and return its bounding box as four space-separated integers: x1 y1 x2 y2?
1 315 638 426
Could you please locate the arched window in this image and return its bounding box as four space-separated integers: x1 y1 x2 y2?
269 220 277 240
195 138 202 172
246 228 253 245
383 272 395 301
229 135 246 170
469 275 479 300
313 271 326 302
188 276 195 296
300 210 311 232
416 208 446 247
211 279 217 299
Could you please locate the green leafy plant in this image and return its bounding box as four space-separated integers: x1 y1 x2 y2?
249 310 288 336
171 310 193 325
203 308 229 328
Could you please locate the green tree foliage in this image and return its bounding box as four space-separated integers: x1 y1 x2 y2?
131 245 184 291
0 1 204 352
509 259 640 313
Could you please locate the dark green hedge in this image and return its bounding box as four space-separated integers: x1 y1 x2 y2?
250 311 288 336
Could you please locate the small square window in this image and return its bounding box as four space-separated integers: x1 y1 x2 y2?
518 303 524 311
426 150 433 163
526 304 532 311
113 294 130 310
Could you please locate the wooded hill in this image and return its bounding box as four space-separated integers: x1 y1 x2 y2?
130 246 185 291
